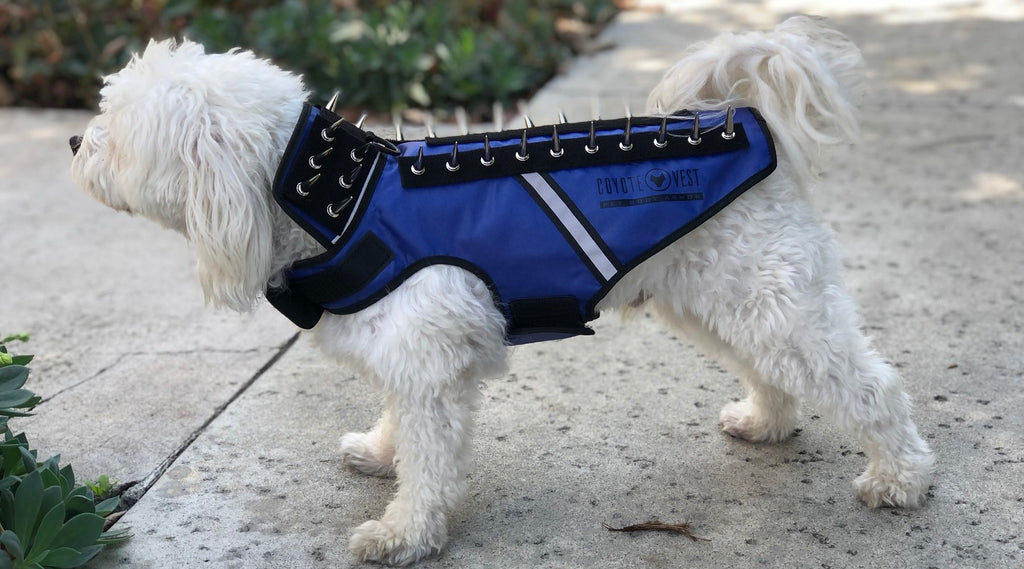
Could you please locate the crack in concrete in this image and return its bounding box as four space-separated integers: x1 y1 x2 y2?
117 332 301 509
44 346 275 402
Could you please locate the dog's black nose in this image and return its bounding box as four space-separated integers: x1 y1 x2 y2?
69 135 82 156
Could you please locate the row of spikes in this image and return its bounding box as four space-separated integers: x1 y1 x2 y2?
322 91 734 144
303 93 735 208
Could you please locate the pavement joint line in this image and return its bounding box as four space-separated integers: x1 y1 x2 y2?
119 332 301 508
44 347 271 402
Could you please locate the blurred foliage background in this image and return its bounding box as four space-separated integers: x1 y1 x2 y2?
0 0 618 117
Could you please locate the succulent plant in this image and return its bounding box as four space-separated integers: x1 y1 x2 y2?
0 335 130 569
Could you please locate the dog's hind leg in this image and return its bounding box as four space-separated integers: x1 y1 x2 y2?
652 305 800 443
645 187 933 508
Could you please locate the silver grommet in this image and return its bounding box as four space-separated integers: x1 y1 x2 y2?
350 147 365 163
296 182 310 196
446 161 460 172
585 144 599 154
653 138 668 149
619 141 633 152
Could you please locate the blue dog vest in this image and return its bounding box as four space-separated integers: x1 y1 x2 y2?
267 104 776 344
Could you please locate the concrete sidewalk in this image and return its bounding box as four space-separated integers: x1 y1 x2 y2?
3 1 1023 567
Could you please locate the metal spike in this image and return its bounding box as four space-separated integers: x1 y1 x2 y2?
550 125 563 158
516 130 529 161
296 172 321 196
339 163 362 189
446 141 461 172
308 147 334 169
655 99 665 115
654 115 668 148
392 112 404 141
355 113 367 129
722 106 735 140
624 104 632 120
481 135 494 166
492 101 504 132
455 107 469 136
523 114 534 129
425 114 436 138
558 110 568 124
619 116 633 152
326 91 341 113
586 120 599 154
688 112 701 145
327 195 354 218
321 117 345 142
411 146 425 175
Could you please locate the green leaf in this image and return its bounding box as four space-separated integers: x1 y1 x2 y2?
43 544 103 568
64 495 94 516
59 465 74 491
50 513 103 551
0 366 30 392
18 446 37 474
0 333 29 345
0 488 14 529
0 530 24 561
25 501 64 559
0 389 36 408
96 528 132 545
11 356 33 366
94 496 118 517
13 470 43 540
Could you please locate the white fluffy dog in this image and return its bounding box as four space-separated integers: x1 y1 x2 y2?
70 17 934 565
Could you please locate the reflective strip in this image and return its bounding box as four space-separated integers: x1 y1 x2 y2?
520 172 618 281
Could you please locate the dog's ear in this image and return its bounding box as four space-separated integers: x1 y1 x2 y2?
184 125 276 311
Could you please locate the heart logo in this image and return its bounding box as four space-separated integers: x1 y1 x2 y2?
646 168 670 191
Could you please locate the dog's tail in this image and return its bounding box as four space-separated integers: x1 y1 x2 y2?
647 16 864 188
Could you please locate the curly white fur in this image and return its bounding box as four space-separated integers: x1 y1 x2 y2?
71 17 934 566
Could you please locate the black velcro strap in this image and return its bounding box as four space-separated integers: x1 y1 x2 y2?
290 232 394 305
266 287 324 329
508 296 594 337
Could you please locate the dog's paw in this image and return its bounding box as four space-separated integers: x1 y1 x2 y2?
341 431 396 477
854 453 934 509
349 519 444 566
718 398 794 443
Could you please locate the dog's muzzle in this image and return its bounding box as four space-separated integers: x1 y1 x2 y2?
69 135 82 156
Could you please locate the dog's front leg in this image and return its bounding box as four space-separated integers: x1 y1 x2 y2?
349 375 479 565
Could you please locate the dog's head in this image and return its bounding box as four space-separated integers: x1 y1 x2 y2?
70 39 308 310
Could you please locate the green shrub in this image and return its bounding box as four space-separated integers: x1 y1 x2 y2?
0 0 616 114
0 334 130 569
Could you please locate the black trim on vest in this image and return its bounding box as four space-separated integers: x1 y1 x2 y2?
290 232 394 305
267 286 324 329
508 297 594 337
